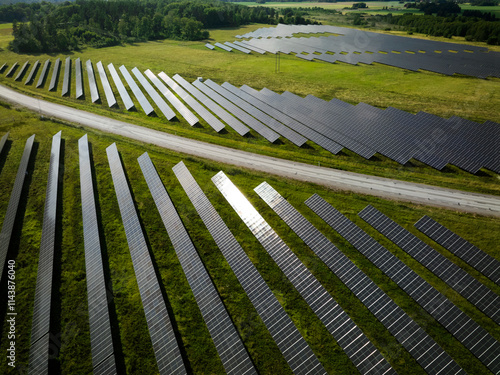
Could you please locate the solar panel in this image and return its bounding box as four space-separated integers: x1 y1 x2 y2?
36 60 50 88
75 58 83 99
0 62 6 73
96 61 117 108
214 42 232 52
212 172 395 375
224 42 251 54
145 70 198 125
86 60 100 103
193 80 280 143
48 58 60 91
172 161 325 375
206 80 307 147
0 134 35 284
205 43 215 50
14 60 29 81
172 74 249 136
0 131 8 155
131 67 175 120
25 60 39 85
106 143 186 374
5 62 18 77
119 66 154 115
78 134 118 373
360 206 500 324
61 57 71 96
29 131 62 375
415 216 500 285
255 182 465 375
107 63 134 111
138 154 256 375
306 194 500 374
28 332 50 375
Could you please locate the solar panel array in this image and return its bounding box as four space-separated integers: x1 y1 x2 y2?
205 43 215 50
107 63 134 111
132 67 175 120
224 42 250 54
193 80 280 143
214 42 232 52
96 61 117 108
62 57 71 96
29 131 62 375
78 134 118 374
415 216 500 285
48 58 60 91
359 205 500 324
6 62 18 77
86 60 100 103
173 74 249 136
255 182 465 375
37 60 50 88
119 65 154 115
75 58 83 99
212 171 395 375
106 143 186 375
0 134 35 283
144 70 198 125
172 161 325 375
306 194 500 374
138 154 256 375
25 60 39 85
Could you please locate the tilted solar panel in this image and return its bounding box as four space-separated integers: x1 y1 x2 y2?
255 182 465 375
360 205 500 324
106 143 186 374
415 216 500 285
0 134 35 284
86 60 100 103
0 131 9 155
29 131 62 375
107 63 134 111
78 134 118 373
96 61 117 108
15 61 29 81
119 65 154 115
48 58 60 91
5 62 18 77
214 42 232 52
213 172 395 375
306 194 500 374
138 154 256 375
224 42 251 54
37 60 51 88
25 60 39 85
173 161 325 375
205 43 215 50
61 57 71 96
131 67 175 120
75 58 83 99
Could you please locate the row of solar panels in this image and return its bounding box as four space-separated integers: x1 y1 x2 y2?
1 132 498 374
3 59 499 173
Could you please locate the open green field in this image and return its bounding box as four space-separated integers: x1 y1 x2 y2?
0 24 498 198
0 106 499 374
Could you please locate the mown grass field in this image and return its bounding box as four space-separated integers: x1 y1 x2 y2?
0 23 498 198
0 107 499 375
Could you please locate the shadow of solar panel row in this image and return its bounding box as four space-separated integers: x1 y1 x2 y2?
75 58 83 99
97 61 117 108
213 172 395 375
193 79 280 142
172 161 325 375
0 134 34 283
132 67 175 120
6 62 18 77
106 143 186 375
0 62 6 72
224 41 251 54
49 58 60 91
214 42 232 52
415 216 500 285
255 182 465 375
173 74 249 136
146 70 199 126
306 194 500 374
119 65 154 115
107 63 134 111
158 72 221 129
231 83 341 153
359 205 500 324
78 135 118 374
206 79 306 146
25 60 39 85
138 153 256 375
62 57 71 96
29 131 61 375
86 60 100 103
14 61 29 81
37 60 50 88
0 132 8 156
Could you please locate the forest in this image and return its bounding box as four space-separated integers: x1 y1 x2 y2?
1 0 314 53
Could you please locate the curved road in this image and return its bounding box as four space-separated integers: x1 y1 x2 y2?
1 84 499 218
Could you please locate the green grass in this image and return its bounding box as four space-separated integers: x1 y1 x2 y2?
0 105 499 375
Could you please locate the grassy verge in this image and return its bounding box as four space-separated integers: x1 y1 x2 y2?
0 105 499 374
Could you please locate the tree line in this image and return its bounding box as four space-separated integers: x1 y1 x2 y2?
2 0 314 53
